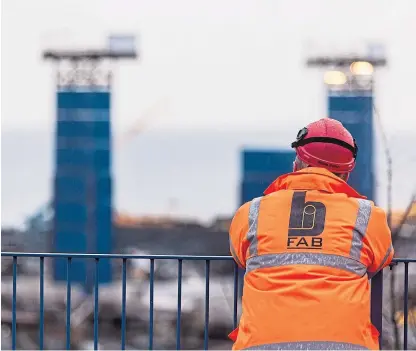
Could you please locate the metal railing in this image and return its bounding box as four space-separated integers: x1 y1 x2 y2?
1 253 238 350
1 252 414 350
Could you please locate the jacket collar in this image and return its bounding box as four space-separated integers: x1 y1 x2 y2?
263 167 366 199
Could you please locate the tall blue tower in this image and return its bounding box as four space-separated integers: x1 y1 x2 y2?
306 52 387 202
328 93 374 199
43 36 137 290
240 149 295 205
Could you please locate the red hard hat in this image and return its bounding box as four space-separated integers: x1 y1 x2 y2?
291 118 358 173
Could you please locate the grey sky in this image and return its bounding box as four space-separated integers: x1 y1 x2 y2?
2 0 416 133
2 0 416 226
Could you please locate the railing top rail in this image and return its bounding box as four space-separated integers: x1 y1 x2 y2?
1 252 415 262
0 252 234 260
391 258 416 263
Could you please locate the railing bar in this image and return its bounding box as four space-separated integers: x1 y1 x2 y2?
12 256 17 351
233 262 239 329
1 252 236 260
149 259 155 350
204 260 210 350
94 258 99 351
121 258 127 351
66 257 72 350
39 257 45 350
176 259 183 351
404 262 409 350
1 252 412 263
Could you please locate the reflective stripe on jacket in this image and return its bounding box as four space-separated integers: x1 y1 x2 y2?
229 167 394 350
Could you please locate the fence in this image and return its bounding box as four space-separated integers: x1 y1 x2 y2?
1 252 414 350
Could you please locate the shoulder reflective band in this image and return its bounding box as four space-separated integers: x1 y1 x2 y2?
291 137 358 159
247 197 262 257
246 252 367 276
243 341 369 350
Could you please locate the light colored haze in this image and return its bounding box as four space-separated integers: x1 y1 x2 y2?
2 0 416 227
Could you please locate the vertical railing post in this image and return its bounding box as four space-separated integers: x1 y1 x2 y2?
66 257 72 350
176 259 183 351
121 258 127 351
149 259 155 350
12 256 17 351
204 260 210 350
94 258 100 351
371 270 384 349
39 257 45 350
403 262 409 350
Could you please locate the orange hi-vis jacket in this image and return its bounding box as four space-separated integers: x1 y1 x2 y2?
229 167 394 350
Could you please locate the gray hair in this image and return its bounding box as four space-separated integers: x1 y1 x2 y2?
294 156 309 170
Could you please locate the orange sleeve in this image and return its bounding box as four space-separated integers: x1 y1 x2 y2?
365 205 394 276
229 201 250 269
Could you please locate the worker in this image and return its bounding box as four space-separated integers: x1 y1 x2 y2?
228 118 394 350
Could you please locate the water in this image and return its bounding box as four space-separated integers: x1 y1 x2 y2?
2 129 415 227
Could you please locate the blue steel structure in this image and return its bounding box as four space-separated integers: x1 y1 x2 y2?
54 90 113 289
240 149 295 204
1 251 413 350
328 92 375 200
43 43 137 290
306 52 385 201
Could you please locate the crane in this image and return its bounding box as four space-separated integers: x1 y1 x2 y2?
116 96 170 148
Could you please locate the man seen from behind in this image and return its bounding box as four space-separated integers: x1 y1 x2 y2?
228 118 394 350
